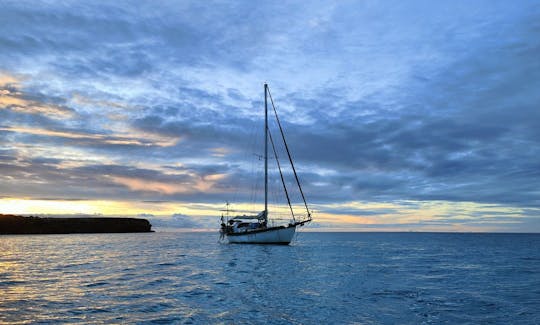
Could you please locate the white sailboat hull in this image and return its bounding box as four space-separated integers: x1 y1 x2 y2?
227 225 296 244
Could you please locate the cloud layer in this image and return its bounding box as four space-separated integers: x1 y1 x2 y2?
1 1 539 230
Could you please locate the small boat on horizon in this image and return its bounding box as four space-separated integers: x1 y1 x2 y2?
219 83 312 244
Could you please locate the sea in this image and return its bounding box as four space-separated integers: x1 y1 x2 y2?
1 231 539 324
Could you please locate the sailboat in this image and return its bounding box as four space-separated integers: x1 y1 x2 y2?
219 83 312 244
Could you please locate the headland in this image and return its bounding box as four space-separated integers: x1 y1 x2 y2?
0 214 153 234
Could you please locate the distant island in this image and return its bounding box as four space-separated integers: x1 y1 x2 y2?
0 214 152 234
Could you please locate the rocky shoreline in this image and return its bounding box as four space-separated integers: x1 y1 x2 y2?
0 214 153 234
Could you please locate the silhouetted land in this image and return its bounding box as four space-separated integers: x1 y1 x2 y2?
0 214 152 234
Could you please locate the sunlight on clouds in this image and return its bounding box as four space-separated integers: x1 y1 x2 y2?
0 126 179 147
0 199 103 215
0 72 21 85
0 91 73 117
0 198 219 217
109 176 191 195
13 143 116 167
311 212 376 225
0 198 533 232
127 130 181 147
108 173 227 195
1 126 103 140
0 72 74 118
210 147 231 157
71 93 129 109
195 173 227 192
311 200 528 231
0 199 163 215
0 73 179 147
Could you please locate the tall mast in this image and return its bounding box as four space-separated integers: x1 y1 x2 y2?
264 83 268 224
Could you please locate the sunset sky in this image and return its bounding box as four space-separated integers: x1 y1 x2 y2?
1 1 539 231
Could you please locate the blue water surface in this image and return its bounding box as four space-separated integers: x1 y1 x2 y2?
1 232 539 324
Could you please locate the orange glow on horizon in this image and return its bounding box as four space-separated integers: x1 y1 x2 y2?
0 198 217 217
0 198 527 232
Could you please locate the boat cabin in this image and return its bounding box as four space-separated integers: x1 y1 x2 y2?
223 217 265 234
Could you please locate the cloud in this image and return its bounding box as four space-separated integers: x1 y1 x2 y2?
0 72 74 118
0 1 539 230
148 213 216 229
109 173 226 195
0 125 179 148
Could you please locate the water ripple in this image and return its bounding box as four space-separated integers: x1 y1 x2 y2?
1 232 539 323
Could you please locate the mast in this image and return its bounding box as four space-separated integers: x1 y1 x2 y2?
264 83 268 224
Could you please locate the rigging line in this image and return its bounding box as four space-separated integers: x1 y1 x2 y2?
268 127 296 222
266 86 311 220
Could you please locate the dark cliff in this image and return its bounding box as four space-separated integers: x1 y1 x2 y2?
0 214 153 234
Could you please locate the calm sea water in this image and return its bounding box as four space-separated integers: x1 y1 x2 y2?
1 231 539 324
